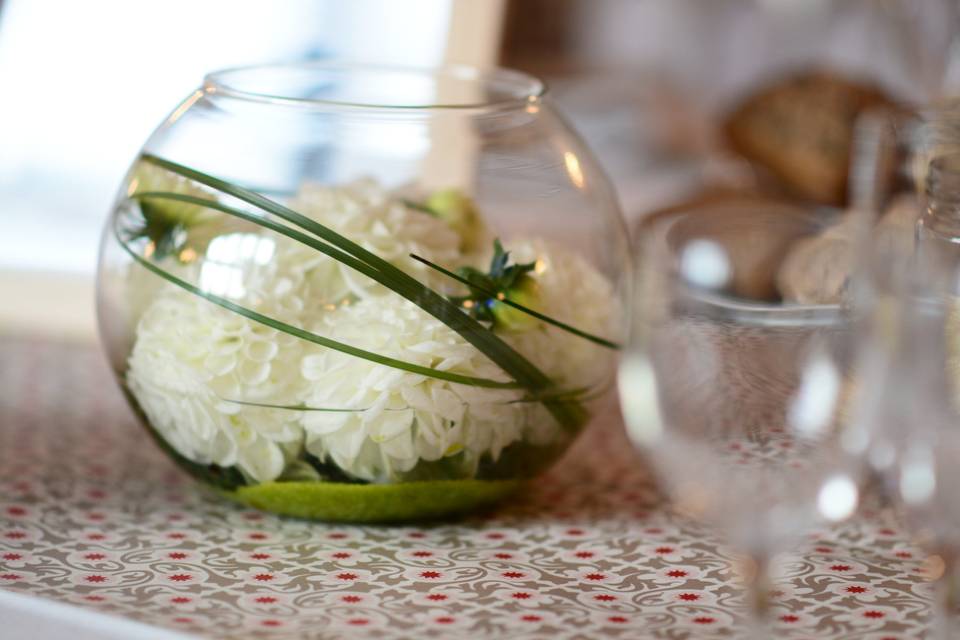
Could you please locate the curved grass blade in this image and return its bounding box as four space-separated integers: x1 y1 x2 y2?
132 194 592 396
133 194 571 394
409 253 621 350
510 381 613 406
113 224 520 390
138 156 547 382
131 192 380 279
138 155 587 430
218 398 368 412
225 387 600 412
401 199 437 215
508 386 591 405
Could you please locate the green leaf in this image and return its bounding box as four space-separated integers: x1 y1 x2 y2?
490 238 511 277
447 238 548 331
137 154 588 431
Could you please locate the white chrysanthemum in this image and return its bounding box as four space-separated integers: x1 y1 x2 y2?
299 240 617 482
126 178 465 484
126 176 619 486
499 238 619 391
127 289 306 483
299 295 543 482
285 178 463 304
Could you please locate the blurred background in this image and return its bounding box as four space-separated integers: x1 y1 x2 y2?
1 0 958 339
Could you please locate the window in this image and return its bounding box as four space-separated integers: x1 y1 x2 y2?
0 0 475 273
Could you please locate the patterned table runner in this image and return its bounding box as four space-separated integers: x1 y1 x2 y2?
0 337 932 638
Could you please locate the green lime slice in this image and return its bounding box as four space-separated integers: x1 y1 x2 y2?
223 479 523 523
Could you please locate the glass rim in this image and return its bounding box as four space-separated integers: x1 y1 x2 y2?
203 60 547 112
678 288 843 326
640 204 845 324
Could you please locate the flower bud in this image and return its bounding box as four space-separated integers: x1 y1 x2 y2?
491 276 542 332
425 188 486 252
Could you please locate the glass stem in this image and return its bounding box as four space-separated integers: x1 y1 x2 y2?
746 554 773 639
935 552 960 640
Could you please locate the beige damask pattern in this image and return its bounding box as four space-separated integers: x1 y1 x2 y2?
0 337 935 638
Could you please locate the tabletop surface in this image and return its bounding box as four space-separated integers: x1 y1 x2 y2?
0 336 934 639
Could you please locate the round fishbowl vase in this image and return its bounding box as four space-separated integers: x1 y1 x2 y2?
96 63 628 522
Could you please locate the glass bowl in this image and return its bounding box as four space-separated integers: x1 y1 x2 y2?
631 201 850 462
96 62 628 522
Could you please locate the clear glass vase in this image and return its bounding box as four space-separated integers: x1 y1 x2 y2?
95 62 628 522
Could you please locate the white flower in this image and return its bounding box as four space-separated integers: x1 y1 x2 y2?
127 290 306 483
299 294 543 482
125 178 464 484
298 240 617 482
285 178 463 304
125 177 619 487
499 238 620 392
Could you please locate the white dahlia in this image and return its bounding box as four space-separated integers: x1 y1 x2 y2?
125 178 466 483
299 294 541 483
126 177 619 486
297 240 617 483
127 289 306 483
498 238 620 392
284 178 463 305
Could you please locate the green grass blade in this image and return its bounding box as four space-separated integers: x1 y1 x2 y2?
509 382 612 406
409 253 621 350
131 192 380 278
138 154 587 430
401 199 437 215
132 193 595 393
217 398 368 412
113 224 520 390
139 155 544 379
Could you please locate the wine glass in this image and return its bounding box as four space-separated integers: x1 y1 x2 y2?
619 202 868 634
854 266 960 639
849 103 960 638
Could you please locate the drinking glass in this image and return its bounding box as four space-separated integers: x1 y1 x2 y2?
850 103 960 639
619 204 867 634
854 265 960 639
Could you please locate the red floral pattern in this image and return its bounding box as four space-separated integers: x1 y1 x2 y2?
0 338 937 638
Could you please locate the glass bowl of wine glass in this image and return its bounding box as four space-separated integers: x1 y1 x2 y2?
619 199 868 632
